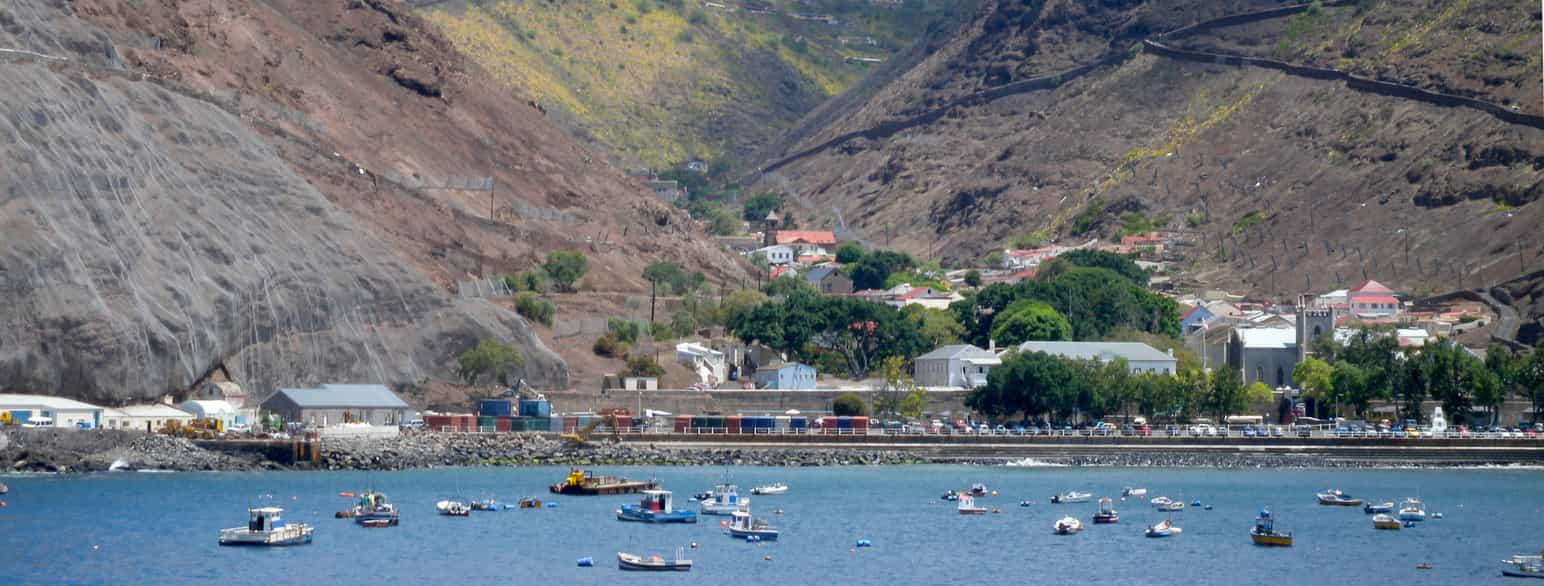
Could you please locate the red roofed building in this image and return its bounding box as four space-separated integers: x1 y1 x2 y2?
774 231 837 246
1348 280 1400 317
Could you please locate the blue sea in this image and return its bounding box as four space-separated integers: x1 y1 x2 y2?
1 465 1539 585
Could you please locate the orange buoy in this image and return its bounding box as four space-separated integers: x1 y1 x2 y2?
339 492 355 498
720 520 728 527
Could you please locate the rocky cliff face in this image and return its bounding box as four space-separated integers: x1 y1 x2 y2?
0 0 748 404
755 0 1543 295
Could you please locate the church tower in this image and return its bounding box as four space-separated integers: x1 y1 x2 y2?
762 209 780 248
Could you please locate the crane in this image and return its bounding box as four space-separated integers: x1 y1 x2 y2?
560 413 622 445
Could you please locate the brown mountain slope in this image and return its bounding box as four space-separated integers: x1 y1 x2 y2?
1 0 749 402
754 0 1543 296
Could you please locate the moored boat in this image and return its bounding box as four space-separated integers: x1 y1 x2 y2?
727 508 779 541
359 518 392 528
551 469 659 496
471 498 500 512
1054 516 1083 535
618 550 692 572
1122 487 1147 498
1372 513 1402 530
1150 496 1173 509
957 495 988 515
1158 500 1185 512
349 491 399 526
1503 560 1544 579
1363 501 1394 515
940 489 959 502
1398 498 1426 522
1316 489 1363 506
617 490 698 523
436 500 470 517
1093 497 1119 524
1145 517 1182 538
700 484 748 516
752 483 789 496
1250 508 1292 547
968 483 989 497
218 507 313 546
1050 491 1092 504
518 496 542 509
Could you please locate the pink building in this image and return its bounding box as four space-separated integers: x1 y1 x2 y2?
1348 280 1400 317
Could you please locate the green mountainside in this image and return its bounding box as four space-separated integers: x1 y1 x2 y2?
421 0 953 168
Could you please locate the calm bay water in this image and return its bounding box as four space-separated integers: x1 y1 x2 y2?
1 465 1539 585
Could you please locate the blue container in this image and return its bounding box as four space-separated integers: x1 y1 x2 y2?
479 400 513 418
789 417 808 430
518 399 551 418
837 416 852 430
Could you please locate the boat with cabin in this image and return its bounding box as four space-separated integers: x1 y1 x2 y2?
1054 516 1083 535
470 498 500 512
348 491 399 526
1050 491 1092 504
968 483 989 497
436 500 470 516
617 490 698 523
1363 501 1394 515
1122 487 1147 498
1145 517 1182 538
699 484 748 515
727 508 779 541
1398 498 1426 522
618 550 692 572
752 483 789 496
1093 498 1119 524
1372 513 1402 530
1503 555 1544 579
1316 489 1363 506
957 494 989 515
551 468 659 495
218 507 313 546
518 496 542 509
1250 508 1292 547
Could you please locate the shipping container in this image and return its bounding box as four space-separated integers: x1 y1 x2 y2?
818 416 838 433
790 416 808 431
423 415 454 432
690 416 706 431
774 416 790 431
674 415 692 433
479 400 513 418
726 415 742 434
852 416 870 432
495 417 512 433
705 416 724 431
563 416 579 433
518 399 552 418
837 416 853 430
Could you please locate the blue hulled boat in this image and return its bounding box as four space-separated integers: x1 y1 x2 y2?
617 490 698 524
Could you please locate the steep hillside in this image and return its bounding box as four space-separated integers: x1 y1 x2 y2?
0 0 750 403
755 0 1543 295
419 0 956 168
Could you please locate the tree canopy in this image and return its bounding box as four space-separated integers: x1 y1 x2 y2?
543 251 588 292
729 290 928 379
742 192 782 222
957 266 1179 346
988 300 1071 346
457 340 522 386
835 241 864 264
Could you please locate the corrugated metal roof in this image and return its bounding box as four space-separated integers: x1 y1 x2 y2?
0 394 103 411
1016 341 1174 363
917 344 996 361
1235 328 1298 349
113 404 193 418
270 384 408 409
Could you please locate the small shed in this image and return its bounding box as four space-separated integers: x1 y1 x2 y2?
261 384 410 427
105 404 195 431
753 362 816 390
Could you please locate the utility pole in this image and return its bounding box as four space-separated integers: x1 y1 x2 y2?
649 279 657 323
489 177 497 220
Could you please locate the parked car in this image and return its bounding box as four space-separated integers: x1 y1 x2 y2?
1295 424 1313 438
993 424 1008 435
1270 425 1285 437
1135 424 1153 437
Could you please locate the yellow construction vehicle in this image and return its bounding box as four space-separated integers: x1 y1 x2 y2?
160 418 223 439
0 412 11 425
560 413 622 445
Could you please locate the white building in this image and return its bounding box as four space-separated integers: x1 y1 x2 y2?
0 394 104 428
675 342 727 387
914 344 1000 389
1016 341 1177 375
103 404 195 431
750 244 795 265
179 400 242 429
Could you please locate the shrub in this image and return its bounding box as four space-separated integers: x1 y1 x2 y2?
544 251 588 292
458 340 522 385
608 318 642 344
625 355 665 378
833 392 868 416
593 334 628 358
514 292 555 327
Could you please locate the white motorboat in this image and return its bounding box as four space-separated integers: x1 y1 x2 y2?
727 508 779 541
699 484 749 516
1122 487 1148 498
1050 491 1092 504
436 500 470 516
968 483 989 496
618 550 692 571
218 507 313 546
752 483 788 496
1145 517 1182 538
1151 496 1172 509
1372 513 1402 530
1054 516 1083 534
1398 498 1426 522
957 494 988 515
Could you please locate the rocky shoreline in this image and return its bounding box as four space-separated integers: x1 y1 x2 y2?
2 429 1538 474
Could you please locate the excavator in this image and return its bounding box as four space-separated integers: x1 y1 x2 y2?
560 413 623 445
160 417 224 439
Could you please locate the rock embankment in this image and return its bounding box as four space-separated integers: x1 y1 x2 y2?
1 429 262 473
320 432 924 470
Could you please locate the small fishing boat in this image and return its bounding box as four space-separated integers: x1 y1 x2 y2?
968 483 989 497
1050 491 1092 504
518 496 542 509
1145 517 1182 538
1503 560 1544 579
752 483 788 496
1054 516 1083 535
940 489 959 502
617 490 698 523
1122 487 1147 498
436 500 470 517
1372 513 1402 530
1150 496 1173 509
359 518 393 528
1250 508 1292 547
350 492 399 526
1316 489 1363 506
727 509 779 541
1363 501 1394 515
1018 500 1032 508
1397 498 1426 522
957 494 989 515
1092 498 1119 524
471 498 500 512
218 507 314 546
618 550 692 572
1158 500 1185 512
699 484 748 516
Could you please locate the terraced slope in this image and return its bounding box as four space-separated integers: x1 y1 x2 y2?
420 0 956 167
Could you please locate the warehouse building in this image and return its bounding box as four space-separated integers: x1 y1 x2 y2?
0 394 104 428
261 384 410 427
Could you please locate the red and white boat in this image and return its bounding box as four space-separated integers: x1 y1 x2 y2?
957 494 989 515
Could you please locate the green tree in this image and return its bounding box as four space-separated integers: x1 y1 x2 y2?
835 241 864 264
705 206 739 235
1292 358 1334 418
1329 362 1365 418
989 300 1071 346
715 288 767 325
872 356 913 418
1244 382 1274 413
457 340 523 386
1205 367 1245 422
643 261 703 295
624 355 665 378
1523 343 1544 423
899 386 928 420
1036 250 1148 285
849 250 915 291
901 305 964 347
593 334 628 358
1010 229 1051 250
963 270 982 288
969 350 1083 424
763 274 813 297
543 250 588 292
514 292 555 327
1393 350 1428 423
1425 341 1477 421
982 250 1006 269
608 318 642 344
833 392 868 416
742 192 783 222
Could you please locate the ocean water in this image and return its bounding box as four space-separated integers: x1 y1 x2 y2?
0 465 1539 585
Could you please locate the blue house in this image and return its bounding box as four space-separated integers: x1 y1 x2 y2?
1180 305 1215 334
753 362 817 390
